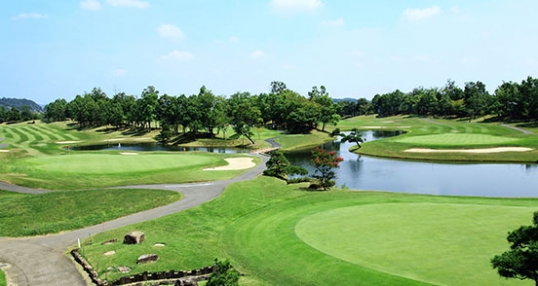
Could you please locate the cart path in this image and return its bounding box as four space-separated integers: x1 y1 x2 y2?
501 124 534 134
0 154 269 286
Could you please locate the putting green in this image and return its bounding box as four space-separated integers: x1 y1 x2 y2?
20 153 219 174
296 203 533 286
394 134 521 146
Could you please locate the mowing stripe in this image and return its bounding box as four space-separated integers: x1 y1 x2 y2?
32 125 60 141
20 126 46 143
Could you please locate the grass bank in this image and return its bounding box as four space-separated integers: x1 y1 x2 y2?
331 115 538 162
81 176 537 285
0 269 5 286
0 189 181 237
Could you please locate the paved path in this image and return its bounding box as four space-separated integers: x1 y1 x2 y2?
0 137 7 148
501 124 534 134
0 154 269 286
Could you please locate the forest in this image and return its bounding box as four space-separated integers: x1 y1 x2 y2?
2 77 538 141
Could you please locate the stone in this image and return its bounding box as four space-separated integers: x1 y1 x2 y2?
137 253 159 264
117 266 131 273
101 238 118 245
175 277 198 286
123 231 145 244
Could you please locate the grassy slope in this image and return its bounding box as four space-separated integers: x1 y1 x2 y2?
0 270 5 286
0 189 181 237
82 176 537 285
331 115 538 162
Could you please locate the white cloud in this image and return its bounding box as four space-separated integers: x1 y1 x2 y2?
402 6 441 21
80 0 101 10
158 24 184 40
250 50 265 58
161 50 194 62
320 17 344 28
270 0 322 13
106 0 149 8
11 13 48 20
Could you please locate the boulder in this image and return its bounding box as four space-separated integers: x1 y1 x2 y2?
175 278 198 286
137 253 159 264
124 231 145 244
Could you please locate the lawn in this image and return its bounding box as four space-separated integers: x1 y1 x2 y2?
0 189 180 237
0 269 5 286
330 115 538 162
81 176 537 285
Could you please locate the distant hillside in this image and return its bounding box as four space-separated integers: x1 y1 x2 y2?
0 97 43 113
333 98 357 103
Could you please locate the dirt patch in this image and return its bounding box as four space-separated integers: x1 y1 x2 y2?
56 141 81 144
119 152 139 156
404 147 533 153
204 157 255 170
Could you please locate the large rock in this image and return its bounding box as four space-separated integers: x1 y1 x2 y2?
175 278 198 286
137 253 159 264
124 231 145 244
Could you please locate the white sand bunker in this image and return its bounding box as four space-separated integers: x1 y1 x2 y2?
120 152 139 155
405 147 533 154
0 150 9 153
204 158 255 171
56 141 81 144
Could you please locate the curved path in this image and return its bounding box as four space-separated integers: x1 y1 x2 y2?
0 154 269 286
501 123 534 134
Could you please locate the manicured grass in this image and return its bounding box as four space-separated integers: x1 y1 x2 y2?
22 153 217 174
81 177 538 285
0 189 181 237
296 203 534 286
330 115 538 162
0 152 259 190
0 269 5 286
394 133 521 146
276 130 334 151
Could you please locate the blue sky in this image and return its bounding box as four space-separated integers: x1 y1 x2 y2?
2 0 537 104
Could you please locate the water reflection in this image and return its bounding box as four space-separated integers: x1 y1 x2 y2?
286 131 538 198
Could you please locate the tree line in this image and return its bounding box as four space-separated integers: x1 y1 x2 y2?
42 81 340 142
334 76 538 121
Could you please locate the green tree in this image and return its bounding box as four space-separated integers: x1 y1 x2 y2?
491 211 538 285
43 98 68 122
206 258 239 286
263 150 308 180
140 86 159 129
310 147 344 191
339 128 364 150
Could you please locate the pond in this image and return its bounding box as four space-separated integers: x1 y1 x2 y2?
285 131 538 197
74 143 248 154
75 131 538 197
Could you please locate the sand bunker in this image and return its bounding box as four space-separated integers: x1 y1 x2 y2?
119 152 139 155
404 147 533 154
56 141 81 144
204 157 255 171
0 150 10 153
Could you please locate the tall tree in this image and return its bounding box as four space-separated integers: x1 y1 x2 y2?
492 211 538 285
309 85 340 131
140 86 159 129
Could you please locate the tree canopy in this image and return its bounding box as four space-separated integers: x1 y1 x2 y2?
491 211 538 285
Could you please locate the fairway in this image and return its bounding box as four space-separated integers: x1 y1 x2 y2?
20 153 218 174
394 133 521 146
296 203 533 286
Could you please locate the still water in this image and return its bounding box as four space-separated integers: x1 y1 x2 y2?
286 131 538 197
75 131 538 197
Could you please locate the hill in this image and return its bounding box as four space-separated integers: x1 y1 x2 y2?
0 97 43 113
